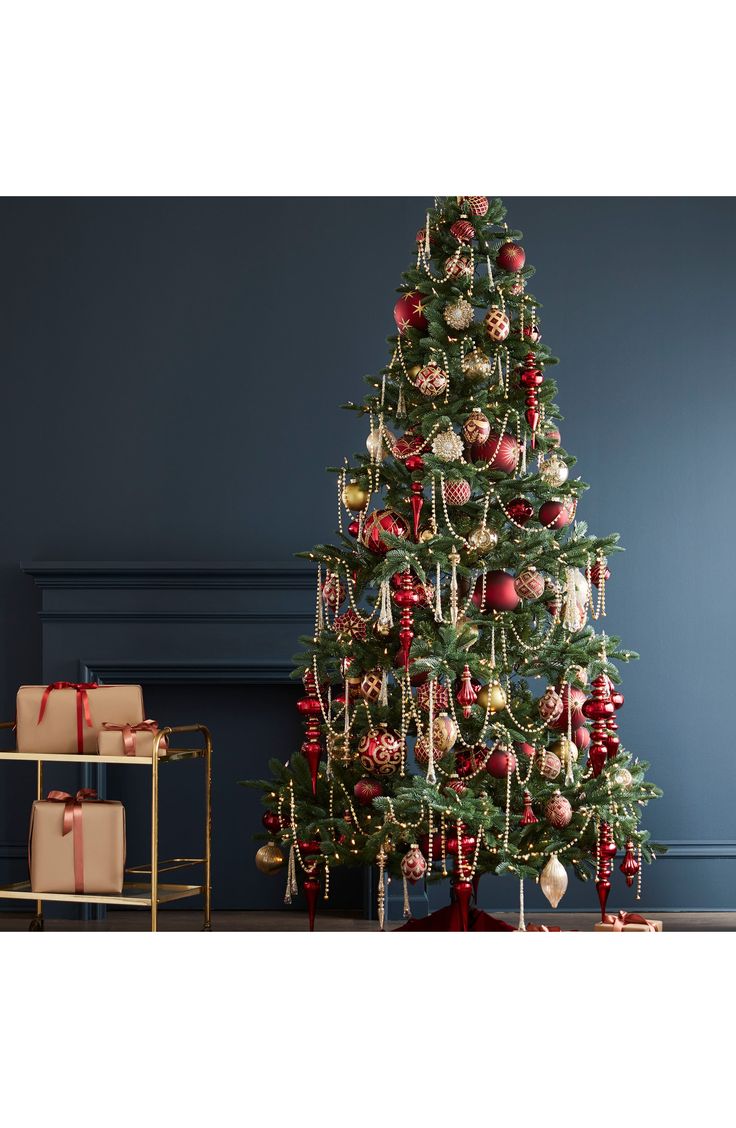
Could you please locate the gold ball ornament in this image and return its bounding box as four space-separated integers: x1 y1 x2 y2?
443 297 474 331
467 525 498 554
366 426 396 460
432 428 465 462
462 348 493 382
255 842 285 875
539 453 569 487
614 767 634 790
342 480 369 511
419 527 437 543
540 853 568 908
477 681 506 713
462 408 491 446
549 736 578 769
407 364 421 382
484 305 511 342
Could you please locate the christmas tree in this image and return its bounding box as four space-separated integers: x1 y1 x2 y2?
245 196 663 931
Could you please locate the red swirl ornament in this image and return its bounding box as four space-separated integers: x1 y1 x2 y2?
358 727 403 777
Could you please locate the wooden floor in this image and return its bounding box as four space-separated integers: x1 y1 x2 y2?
1 909 734 931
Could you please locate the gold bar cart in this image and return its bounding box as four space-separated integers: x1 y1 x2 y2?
0 722 212 932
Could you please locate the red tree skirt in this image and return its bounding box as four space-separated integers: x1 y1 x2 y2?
396 904 515 932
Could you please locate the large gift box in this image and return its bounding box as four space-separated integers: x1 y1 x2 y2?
98 720 167 758
16 683 145 756
29 790 126 894
594 912 663 933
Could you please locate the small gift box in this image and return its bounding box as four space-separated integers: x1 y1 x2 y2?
98 720 168 758
594 911 663 933
16 683 145 756
29 790 126 894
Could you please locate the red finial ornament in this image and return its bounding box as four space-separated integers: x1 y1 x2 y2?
519 352 544 449
596 822 617 920
456 664 478 718
409 481 424 542
520 790 538 825
582 674 615 777
606 679 625 760
446 825 476 931
297 669 323 794
394 568 419 668
619 840 640 887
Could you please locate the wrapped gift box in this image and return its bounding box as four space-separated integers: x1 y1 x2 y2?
98 720 167 758
594 912 663 933
29 790 126 894
16 683 144 755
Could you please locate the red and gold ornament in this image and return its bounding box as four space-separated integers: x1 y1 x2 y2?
539 750 562 780
360 508 409 554
538 685 564 725
549 685 586 731
520 791 538 825
444 255 473 280
354 778 383 806
591 559 611 587
506 497 534 525
401 844 428 883
358 726 403 777
394 291 428 333
484 305 511 342
513 566 545 600
545 791 573 828
470 431 519 472
416 679 449 712
334 608 367 641
322 571 346 609
360 669 384 703
393 431 425 459
443 477 472 506
450 219 475 243
463 196 489 216
433 711 459 752
414 735 450 769
462 408 491 446
413 360 449 398
496 241 526 272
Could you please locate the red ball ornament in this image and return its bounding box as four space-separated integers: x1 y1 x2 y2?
394 291 428 333
486 745 516 778
358 727 403 777
347 518 360 537
443 478 472 506
472 570 521 613
573 725 591 751
450 219 475 243
549 686 586 731
354 778 383 806
262 810 281 834
506 497 534 525
463 196 489 216
321 572 346 609
393 431 425 459
515 741 536 759
360 508 409 554
545 791 573 829
413 361 449 398
496 241 526 272
539 500 574 530
454 747 483 777
470 431 519 473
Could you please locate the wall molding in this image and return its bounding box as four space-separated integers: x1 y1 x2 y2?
81 659 297 685
22 561 315 590
40 610 313 624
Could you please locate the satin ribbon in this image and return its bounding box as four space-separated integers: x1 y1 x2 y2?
37 682 99 753
604 911 658 932
101 719 163 757
46 789 98 893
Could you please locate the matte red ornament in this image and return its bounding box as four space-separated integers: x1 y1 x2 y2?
620 841 640 887
450 219 475 243
354 778 383 806
497 241 526 272
456 663 478 718
360 508 409 554
583 674 615 777
506 497 534 525
472 570 521 613
520 791 538 825
297 671 322 794
394 568 420 667
573 725 591 751
519 352 544 447
539 500 574 530
486 745 516 778
470 431 519 473
394 291 428 333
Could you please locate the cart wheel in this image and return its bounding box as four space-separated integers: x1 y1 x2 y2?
29 916 44 932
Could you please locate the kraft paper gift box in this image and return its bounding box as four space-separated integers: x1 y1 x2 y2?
594 912 663 933
29 790 126 895
16 683 145 756
97 720 168 758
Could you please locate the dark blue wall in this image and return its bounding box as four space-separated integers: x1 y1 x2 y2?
1 197 735 912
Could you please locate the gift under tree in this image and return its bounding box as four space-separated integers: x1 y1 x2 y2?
244 195 663 931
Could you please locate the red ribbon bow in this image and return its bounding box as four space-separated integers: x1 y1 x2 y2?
101 719 162 757
37 682 99 754
46 789 99 893
604 911 658 932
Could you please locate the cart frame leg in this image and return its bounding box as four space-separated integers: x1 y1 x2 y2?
203 732 212 931
151 745 159 933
